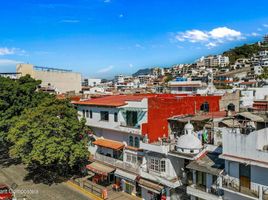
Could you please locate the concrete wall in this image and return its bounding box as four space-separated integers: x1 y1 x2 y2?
219 90 240 112
16 63 82 93
144 153 184 180
239 87 268 107
223 191 252 200
222 128 268 163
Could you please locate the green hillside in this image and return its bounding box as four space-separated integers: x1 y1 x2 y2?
223 43 265 64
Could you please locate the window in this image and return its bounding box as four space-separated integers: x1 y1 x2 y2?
86 110 89 118
227 103 235 111
200 102 209 112
126 111 138 127
100 111 109 121
129 136 133 146
114 112 118 122
134 137 139 148
196 171 206 187
160 160 166 172
149 157 166 173
126 154 132 162
82 110 85 118
126 153 137 164
90 110 93 119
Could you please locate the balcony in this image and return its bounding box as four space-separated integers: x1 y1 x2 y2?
187 184 223 200
94 152 140 174
222 176 259 199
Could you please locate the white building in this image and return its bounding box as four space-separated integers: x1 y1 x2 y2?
238 87 268 107
75 95 149 150
168 79 207 94
16 64 82 94
83 78 102 87
220 127 268 200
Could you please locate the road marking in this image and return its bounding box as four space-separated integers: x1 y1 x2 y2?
65 181 103 200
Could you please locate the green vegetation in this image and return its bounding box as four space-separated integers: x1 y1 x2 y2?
223 43 263 64
258 67 268 79
164 74 173 83
0 75 89 183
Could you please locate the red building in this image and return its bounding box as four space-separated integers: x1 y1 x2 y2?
141 95 221 142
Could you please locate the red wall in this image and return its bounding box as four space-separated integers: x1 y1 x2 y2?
141 95 221 142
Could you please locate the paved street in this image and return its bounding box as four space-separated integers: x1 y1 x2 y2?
0 163 91 200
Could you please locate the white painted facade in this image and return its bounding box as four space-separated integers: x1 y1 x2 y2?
77 98 148 153
221 128 268 200
238 87 268 107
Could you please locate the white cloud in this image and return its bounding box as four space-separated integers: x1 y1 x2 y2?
0 59 21 66
119 14 124 18
209 27 241 40
257 28 263 32
251 32 260 37
0 47 25 56
263 24 268 28
206 42 217 48
0 47 16 55
175 30 208 42
135 43 145 49
97 65 114 73
129 64 133 68
104 0 111 3
60 19 80 23
175 26 243 48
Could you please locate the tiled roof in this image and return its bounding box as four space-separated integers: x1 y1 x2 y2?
93 138 125 150
73 95 149 107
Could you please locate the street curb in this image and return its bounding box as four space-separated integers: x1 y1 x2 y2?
65 181 103 200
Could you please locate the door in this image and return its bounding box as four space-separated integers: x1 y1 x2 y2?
239 164 251 191
125 182 134 194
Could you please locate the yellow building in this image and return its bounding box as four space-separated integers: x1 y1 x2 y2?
16 64 82 94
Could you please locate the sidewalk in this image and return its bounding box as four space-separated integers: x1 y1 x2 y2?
66 180 141 200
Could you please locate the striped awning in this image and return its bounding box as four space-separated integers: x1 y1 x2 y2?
114 169 137 181
86 162 115 176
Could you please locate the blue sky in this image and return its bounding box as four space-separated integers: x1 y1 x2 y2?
0 0 268 78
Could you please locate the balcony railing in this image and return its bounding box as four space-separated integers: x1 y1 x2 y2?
222 176 259 198
94 153 140 174
187 184 223 200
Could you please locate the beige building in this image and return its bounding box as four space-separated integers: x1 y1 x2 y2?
16 64 82 94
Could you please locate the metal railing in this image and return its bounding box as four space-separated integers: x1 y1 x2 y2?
222 176 259 198
95 153 140 173
70 177 103 198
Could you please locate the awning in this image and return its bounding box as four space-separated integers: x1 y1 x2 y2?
114 169 137 182
138 178 164 194
86 162 115 176
93 138 125 150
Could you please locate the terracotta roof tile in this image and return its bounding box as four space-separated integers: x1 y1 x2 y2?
93 138 125 150
73 95 149 107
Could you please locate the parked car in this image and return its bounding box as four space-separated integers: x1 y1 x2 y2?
0 184 13 200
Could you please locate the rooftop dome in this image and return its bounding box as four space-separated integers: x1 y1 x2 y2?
176 134 202 150
184 121 194 134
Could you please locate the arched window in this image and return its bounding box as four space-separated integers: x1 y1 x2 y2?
227 103 235 111
129 136 133 146
200 102 209 112
134 137 139 148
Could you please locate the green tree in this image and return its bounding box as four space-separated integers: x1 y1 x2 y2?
0 75 45 147
7 97 89 179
